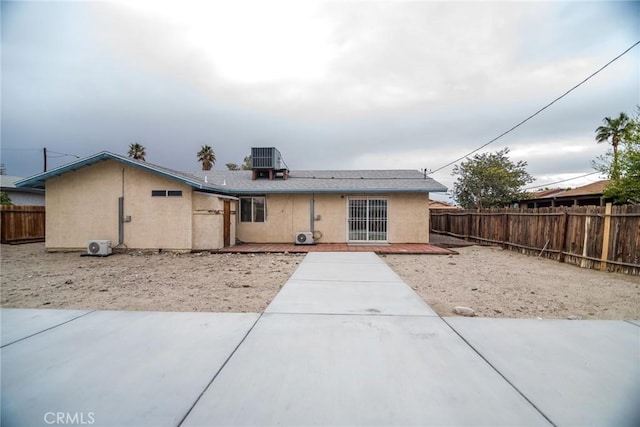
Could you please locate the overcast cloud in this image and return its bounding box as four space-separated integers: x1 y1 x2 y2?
2 0 638 201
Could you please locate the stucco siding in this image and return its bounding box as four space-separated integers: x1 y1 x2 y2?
237 193 429 244
192 193 237 250
388 193 429 243
46 160 193 251
123 164 192 250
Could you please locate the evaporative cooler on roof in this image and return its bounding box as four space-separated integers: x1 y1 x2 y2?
250 147 288 180
251 147 282 169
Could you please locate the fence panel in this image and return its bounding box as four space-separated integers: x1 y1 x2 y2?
430 204 640 275
0 205 46 244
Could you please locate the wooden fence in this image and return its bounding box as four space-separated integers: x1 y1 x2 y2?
430 204 640 275
0 205 46 244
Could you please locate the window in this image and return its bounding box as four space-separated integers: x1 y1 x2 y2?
240 197 266 222
152 190 183 197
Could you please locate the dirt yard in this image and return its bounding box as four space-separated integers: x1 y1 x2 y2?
0 244 303 313
385 246 640 319
1 243 639 319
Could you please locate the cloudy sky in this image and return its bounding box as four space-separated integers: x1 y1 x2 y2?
2 0 638 201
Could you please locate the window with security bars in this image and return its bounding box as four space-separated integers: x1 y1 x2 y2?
240 197 266 222
348 198 387 241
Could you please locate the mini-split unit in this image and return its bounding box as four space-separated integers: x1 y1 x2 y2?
87 240 112 256
295 232 314 245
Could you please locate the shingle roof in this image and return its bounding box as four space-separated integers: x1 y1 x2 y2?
190 169 447 194
15 152 220 191
521 180 610 202
15 151 447 194
1 175 26 189
551 180 610 198
1 175 45 194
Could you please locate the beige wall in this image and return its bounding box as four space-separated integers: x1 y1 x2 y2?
192 193 237 250
122 164 193 250
46 160 429 250
237 193 430 244
387 193 429 243
45 160 221 251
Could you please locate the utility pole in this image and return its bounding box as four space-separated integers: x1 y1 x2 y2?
43 147 47 172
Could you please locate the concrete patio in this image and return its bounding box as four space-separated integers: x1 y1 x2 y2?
1 252 638 426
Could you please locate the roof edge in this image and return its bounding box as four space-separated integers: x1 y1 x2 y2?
14 152 227 193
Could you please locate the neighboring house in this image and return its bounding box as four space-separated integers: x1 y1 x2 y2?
16 150 447 251
428 199 458 210
519 180 611 208
0 175 45 206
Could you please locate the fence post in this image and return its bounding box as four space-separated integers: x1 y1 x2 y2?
502 209 509 249
559 210 568 263
600 202 612 271
445 212 451 235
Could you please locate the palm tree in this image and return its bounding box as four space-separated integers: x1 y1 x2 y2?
128 143 146 161
197 145 216 171
596 112 632 179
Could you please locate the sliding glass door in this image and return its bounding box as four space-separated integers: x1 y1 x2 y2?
348 198 388 242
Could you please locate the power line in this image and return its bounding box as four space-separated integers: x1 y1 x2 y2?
1 148 79 158
429 40 640 175
525 171 601 190
47 150 80 159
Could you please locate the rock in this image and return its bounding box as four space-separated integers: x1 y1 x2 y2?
493 309 503 314
453 306 476 317
64 279 73 285
567 315 582 320
471 287 478 291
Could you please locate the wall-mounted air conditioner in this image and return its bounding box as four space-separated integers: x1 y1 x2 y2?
87 240 112 256
295 232 314 245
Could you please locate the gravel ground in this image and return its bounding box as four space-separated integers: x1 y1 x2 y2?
2 243 639 319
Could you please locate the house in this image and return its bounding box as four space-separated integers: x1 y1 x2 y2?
16 149 447 251
0 175 45 206
428 199 458 210
519 180 611 208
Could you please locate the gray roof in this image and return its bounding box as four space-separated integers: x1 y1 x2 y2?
190 170 446 194
1 175 24 188
1 175 45 194
15 151 447 194
15 152 218 191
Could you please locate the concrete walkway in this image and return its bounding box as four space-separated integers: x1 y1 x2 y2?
2 252 639 426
